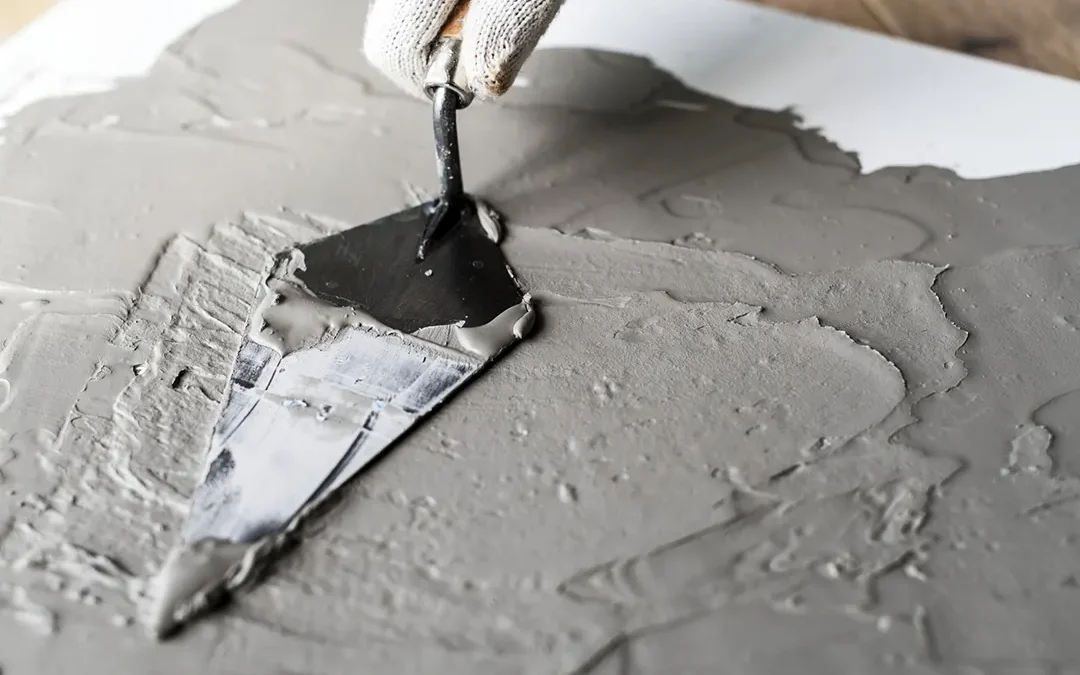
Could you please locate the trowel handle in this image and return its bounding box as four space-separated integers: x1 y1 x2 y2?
439 0 471 39
424 0 473 107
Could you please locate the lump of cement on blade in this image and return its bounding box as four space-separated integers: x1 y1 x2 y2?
145 538 255 638
249 249 392 355
252 278 383 354
453 296 535 359
474 199 504 244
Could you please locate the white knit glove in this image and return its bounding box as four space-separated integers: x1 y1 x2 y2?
363 0 564 100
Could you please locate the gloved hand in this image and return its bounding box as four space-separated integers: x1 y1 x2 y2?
363 0 564 100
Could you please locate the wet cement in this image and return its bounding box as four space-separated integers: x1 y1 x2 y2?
149 203 535 635
0 0 1079 672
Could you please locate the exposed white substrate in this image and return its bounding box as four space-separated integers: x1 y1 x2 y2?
0 206 965 671
559 482 939 673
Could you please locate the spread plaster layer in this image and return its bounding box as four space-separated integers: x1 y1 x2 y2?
0 0 1078 672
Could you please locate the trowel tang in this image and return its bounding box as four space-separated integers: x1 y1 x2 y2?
419 0 474 259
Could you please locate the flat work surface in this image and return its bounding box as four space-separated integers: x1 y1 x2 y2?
1 1 1080 674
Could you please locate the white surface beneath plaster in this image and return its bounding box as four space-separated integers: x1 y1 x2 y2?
3 0 1080 178
542 0 1080 178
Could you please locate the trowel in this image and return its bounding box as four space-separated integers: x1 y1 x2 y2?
149 0 535 637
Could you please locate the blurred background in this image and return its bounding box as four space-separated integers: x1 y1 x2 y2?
3 0 1079 79
0 0 56 39
755 0 1080 78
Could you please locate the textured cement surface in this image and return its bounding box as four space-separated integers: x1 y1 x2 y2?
0 0 1079 673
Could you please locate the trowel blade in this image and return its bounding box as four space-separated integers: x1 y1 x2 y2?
152 199 533 636
182 329 481 543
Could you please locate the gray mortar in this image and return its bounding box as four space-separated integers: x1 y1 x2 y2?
0 0 1079 672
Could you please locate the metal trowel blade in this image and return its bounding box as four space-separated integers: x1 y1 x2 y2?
149 199 534 637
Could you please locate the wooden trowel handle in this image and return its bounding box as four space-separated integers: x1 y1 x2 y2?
440 0 471 39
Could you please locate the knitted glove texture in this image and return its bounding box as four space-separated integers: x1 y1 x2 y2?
364 0 564 99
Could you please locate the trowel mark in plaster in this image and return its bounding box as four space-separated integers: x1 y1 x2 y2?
495 288 912 489
0 202 523 639
478 229 967 670
0 15 1031 660
0 70 979 672
513 227 967 436
562 601 932 675
1 41 997 290
0 211 328 639
0 285 133 479
0 218 966 666
11 219 959 651
0 281 131 334
241 279 952 662
559 481 944 672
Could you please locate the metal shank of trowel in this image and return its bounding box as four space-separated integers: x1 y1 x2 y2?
426 41 471 204
419 0 474 258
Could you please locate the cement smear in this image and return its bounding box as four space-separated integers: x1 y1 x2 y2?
0 0 1078 672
